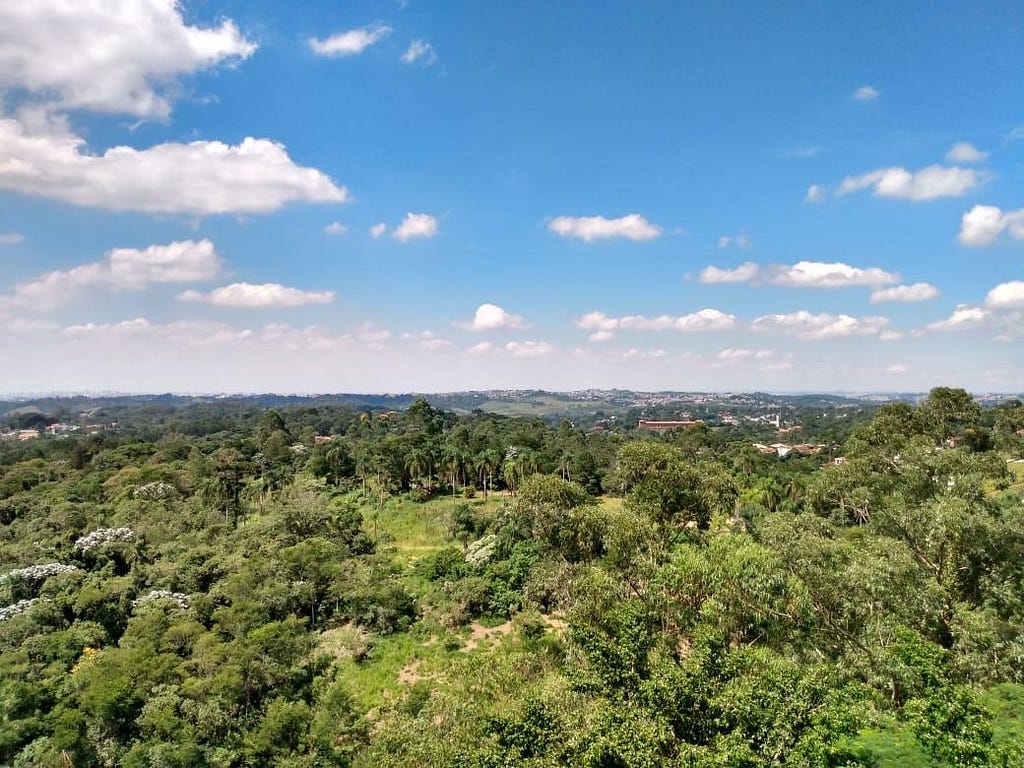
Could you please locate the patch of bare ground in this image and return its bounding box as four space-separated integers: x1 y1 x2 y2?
462 620 514 652
543 615 567 632
397 659 427 684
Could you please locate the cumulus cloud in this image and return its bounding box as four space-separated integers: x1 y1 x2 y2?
548 214 661 242
698 262 760 284
837 165 981 201
178 282 335 308
455 303 527 331
957 205 1024 247
9 239 221 309
698 260 899 288
401 40 437 65
717 348 773 361
324 222 348 235
985 281 1024 309
0 0 255 118
576 309 736 332
870 282 939 303
946 142 988 164
805 184 826 203
465 340 555 358
505 340 555 358
926 304 990 332
767 260 900 288
369 222 388 238
854 85 879 101
392 213 438 241
0 232 23 246
575 311 619 332
308 25 391 57
752 310 890 339
588 330 616 342
0 119 348 215
608 348 668 361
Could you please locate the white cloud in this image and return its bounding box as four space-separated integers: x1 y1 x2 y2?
958 205 1024 247
698 262 760 284
926 304 989 331
575 311 620 331
837 165 981 201
718 233 751 249
401 40 437 65
717 348 773 361
0 0 255 118
401 330 450 350
985 281 1024 309
805 184 826 203
308 25 391 57
576 308 736 332
370 222 388 238
324 222 348 235
945 142 988 164
752 310 890 339
879 330 904 341
178 283 334 308
10 239 221 309
609 348 668 361
588 330 616 342
870 282 939 303
767 260 900 288
671 309 737 331
548 214 661 242
699 260 900 288
462 337 555 359
505 340 554 358
886 364 909 374
455 303 527 331
0 232 23 245
854 85 879 101
0 118 348 215
392 213 438 241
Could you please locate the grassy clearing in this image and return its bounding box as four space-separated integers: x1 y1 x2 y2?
331 625 458 711
364 493 507 564
599 496 624 514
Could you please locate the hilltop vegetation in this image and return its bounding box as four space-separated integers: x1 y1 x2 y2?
1 389 1023 766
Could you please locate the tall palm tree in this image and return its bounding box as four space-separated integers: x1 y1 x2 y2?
441 443 464 501
475 448 500 498
405 447 430 490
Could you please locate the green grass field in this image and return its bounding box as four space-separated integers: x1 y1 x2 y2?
366 493 507 563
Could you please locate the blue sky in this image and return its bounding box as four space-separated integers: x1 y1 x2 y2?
0 0 1021 393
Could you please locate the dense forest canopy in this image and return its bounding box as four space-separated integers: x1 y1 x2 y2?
1 388 1023 766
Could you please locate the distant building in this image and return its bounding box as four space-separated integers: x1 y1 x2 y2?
16 429 41 441
637 419 703 433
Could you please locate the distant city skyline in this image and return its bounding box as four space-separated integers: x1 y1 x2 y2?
0 1 1022 392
